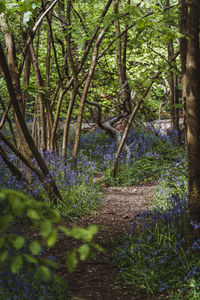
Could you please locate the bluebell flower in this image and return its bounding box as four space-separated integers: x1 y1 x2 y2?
159 282 169 291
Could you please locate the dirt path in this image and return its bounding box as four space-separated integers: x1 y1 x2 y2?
53 182 156 300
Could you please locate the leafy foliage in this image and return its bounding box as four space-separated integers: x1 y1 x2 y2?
0 189 101 298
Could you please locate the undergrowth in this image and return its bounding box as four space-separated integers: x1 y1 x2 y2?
0 258 69 300
1 126 197 299
112 138 200 299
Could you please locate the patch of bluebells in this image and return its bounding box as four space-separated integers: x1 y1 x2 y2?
0 127 185 212
0 127 181 193
32 149 97 191
0 267 64 300
190 220 200 231
80 130 116 169
27 150 102 213
159 282 169 292
0 270 46 300
0 140 102 219
80 127 182 174
184 267 200 283
0 143 24 191
113 192 200 295
0 246 67 300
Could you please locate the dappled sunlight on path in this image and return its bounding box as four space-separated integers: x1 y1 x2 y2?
57 182 158 300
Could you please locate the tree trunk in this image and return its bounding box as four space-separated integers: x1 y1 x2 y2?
62 86 78 156
61 0 79 157
0 97 17 146
113 0 131 114
184 2 200 223
0 13 31 160
45 13 52 150
168 41 179 132
166 0 180 133
73 27 107 161
29 42 47 150
111 70 162 177
0 41 62 203
179 0 188 146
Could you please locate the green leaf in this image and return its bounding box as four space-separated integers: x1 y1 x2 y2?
23 11 32 25
53 273 65 286
136 19 146 29
77 244 90 261
6 2 18 10
11 255 23 273
42 258 58 269
91 243 104 252
13 236 25 250
29 241 41 255
0 215 14 231
0 250 8 262
69 225 98 242
0 0 6 13
40 219 52 238
48 208 60 222
20 0 32 11
59 226 71 236
27 209 40 220
35 266 51 282
88 225 98 236
24 254 38 265
33 1 41 9
128 5 142 18
66 251 77 273
70 227 90 241
47 229 57 247
9 196 25 216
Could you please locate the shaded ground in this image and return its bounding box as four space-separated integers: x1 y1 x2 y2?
52 181 158 300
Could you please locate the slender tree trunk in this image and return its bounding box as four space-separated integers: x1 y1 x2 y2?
114 0 124 89
61 0 79 157
111 71 162 177
29 42 47 150
173 74 180 133
184 2 200 224
22 52 31 118
0 144 33 193
122 1 132 114
166 0 179 133
73 27 107 161
45 13 52 150
62 86 78 156
113 0 131 114
0 97 17 146
179 0 188 146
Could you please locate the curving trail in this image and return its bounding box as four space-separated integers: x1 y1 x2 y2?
53 182 157 300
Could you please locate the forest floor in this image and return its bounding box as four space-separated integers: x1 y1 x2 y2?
50 181 161 300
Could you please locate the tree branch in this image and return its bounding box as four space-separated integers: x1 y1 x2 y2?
19 0 60 74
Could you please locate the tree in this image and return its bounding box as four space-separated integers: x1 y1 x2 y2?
166 0 180 133
0 0 183 201
0 1 62 203
180 0 200 225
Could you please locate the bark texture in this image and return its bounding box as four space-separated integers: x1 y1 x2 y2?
183 2 200 222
